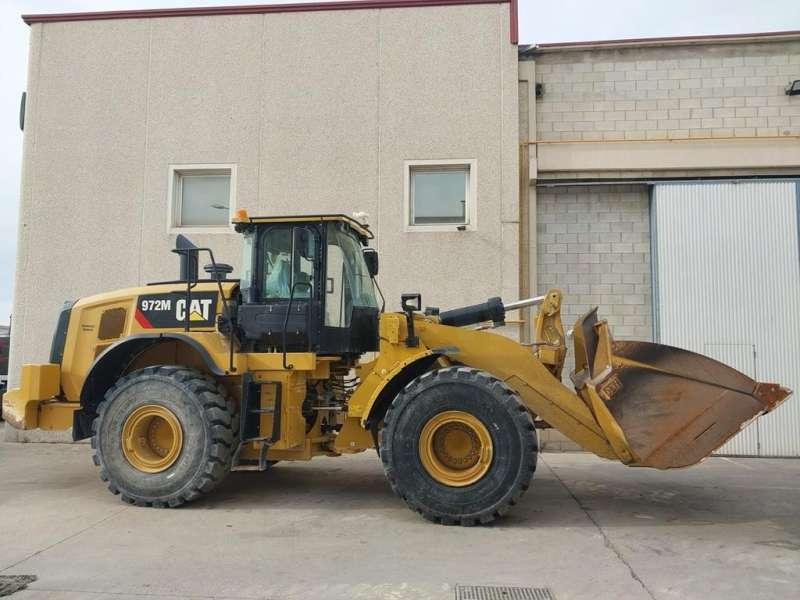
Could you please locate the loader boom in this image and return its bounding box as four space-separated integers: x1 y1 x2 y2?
413 296 790 469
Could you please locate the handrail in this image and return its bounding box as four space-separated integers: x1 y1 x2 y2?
281 281 312 370
174 245 237 373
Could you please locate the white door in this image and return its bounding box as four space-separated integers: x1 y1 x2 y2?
652 181 800 457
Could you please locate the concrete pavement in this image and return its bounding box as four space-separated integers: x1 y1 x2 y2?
1 425 798 600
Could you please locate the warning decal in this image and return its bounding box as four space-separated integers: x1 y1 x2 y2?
135 291 218 329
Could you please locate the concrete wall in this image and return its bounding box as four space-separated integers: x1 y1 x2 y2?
536 184 652 379
10 2 519 419
525 39 799 383
526 38 800 181
533 41 800 142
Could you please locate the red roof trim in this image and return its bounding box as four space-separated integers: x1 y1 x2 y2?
509 0 517 45
535 29 800 49
22 0 518 43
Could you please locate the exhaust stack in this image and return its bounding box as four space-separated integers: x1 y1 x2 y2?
173 234 199 282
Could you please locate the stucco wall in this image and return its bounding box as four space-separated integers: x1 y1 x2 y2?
10 4 518 440
9 4 519 439
533 40 800 142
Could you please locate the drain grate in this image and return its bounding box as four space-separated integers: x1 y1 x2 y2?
0 575 37 597
455 585 555 600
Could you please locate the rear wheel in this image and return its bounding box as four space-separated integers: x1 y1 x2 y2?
92 366 235 507
379 367 537 525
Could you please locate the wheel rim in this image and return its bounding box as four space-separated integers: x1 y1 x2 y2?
418 410 493 487
121 405 183 473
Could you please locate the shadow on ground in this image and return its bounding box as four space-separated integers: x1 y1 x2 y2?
178 452 800 535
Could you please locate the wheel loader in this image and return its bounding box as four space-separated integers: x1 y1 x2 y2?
3 212 791 525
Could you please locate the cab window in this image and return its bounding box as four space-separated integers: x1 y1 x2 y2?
259 225 317 301
324 223 377 327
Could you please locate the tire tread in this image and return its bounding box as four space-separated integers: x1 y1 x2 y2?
379 366 537 526
91 365 236 508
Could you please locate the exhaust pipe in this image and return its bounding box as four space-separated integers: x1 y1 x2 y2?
174 234 199 282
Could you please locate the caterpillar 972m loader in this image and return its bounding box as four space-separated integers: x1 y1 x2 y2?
3 212 791 525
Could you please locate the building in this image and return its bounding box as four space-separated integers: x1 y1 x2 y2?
7 0 800 454
519 31 800 455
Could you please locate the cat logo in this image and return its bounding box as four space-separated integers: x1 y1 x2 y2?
135 291 218 329
176 298 214 322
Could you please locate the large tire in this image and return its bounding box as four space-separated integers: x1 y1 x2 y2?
379 367 537 526
91 366 236 507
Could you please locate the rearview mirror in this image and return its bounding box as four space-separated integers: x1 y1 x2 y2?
363 248 379 277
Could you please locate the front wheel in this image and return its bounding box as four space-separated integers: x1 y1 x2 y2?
379 367 537 525
92 366 236 507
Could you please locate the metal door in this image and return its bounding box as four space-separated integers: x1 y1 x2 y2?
652 181 800 456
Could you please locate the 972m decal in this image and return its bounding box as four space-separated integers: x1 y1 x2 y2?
135 292 218 329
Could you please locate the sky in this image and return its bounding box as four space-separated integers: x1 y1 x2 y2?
0 0 798 327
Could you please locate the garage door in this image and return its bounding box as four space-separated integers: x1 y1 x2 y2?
652 181 800 457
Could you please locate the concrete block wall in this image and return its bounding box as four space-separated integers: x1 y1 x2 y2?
533 41 800 142
536 184 652 379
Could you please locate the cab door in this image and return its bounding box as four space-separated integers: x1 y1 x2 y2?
237 223 323 352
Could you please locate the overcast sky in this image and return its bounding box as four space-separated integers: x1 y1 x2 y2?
0 0 798 326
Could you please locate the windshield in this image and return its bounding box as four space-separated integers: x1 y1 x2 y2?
325 223 378 328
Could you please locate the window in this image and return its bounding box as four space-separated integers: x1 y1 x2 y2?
405 159 476 231
324 222 378 328
168 164 236 232
239 229 256 303
259 225 316 301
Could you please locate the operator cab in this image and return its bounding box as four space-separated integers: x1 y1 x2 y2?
233 213 380 356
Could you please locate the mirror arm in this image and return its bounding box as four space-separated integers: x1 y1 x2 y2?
400 293 422 347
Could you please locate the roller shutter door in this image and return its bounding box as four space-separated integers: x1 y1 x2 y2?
652 181 800 457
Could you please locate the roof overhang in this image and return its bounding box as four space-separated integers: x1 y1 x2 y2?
521 29 800 56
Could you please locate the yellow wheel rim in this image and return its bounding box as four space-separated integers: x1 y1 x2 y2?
121 405 183 473
418 410 493 487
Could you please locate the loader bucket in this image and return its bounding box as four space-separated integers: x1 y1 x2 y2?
572 309 792 469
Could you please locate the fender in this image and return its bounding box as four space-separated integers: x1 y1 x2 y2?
73 333 227 440
355 350 443 428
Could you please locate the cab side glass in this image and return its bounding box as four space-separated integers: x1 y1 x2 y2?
239 231 256 303
324 224 378 329
261 225 315 301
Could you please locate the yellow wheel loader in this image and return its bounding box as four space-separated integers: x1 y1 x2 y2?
3 212 791 525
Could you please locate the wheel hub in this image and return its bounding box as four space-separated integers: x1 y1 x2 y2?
121 404 183 473
419 410 493 487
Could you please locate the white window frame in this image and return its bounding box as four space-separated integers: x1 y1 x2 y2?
404 159 477 232
167 163 237 234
